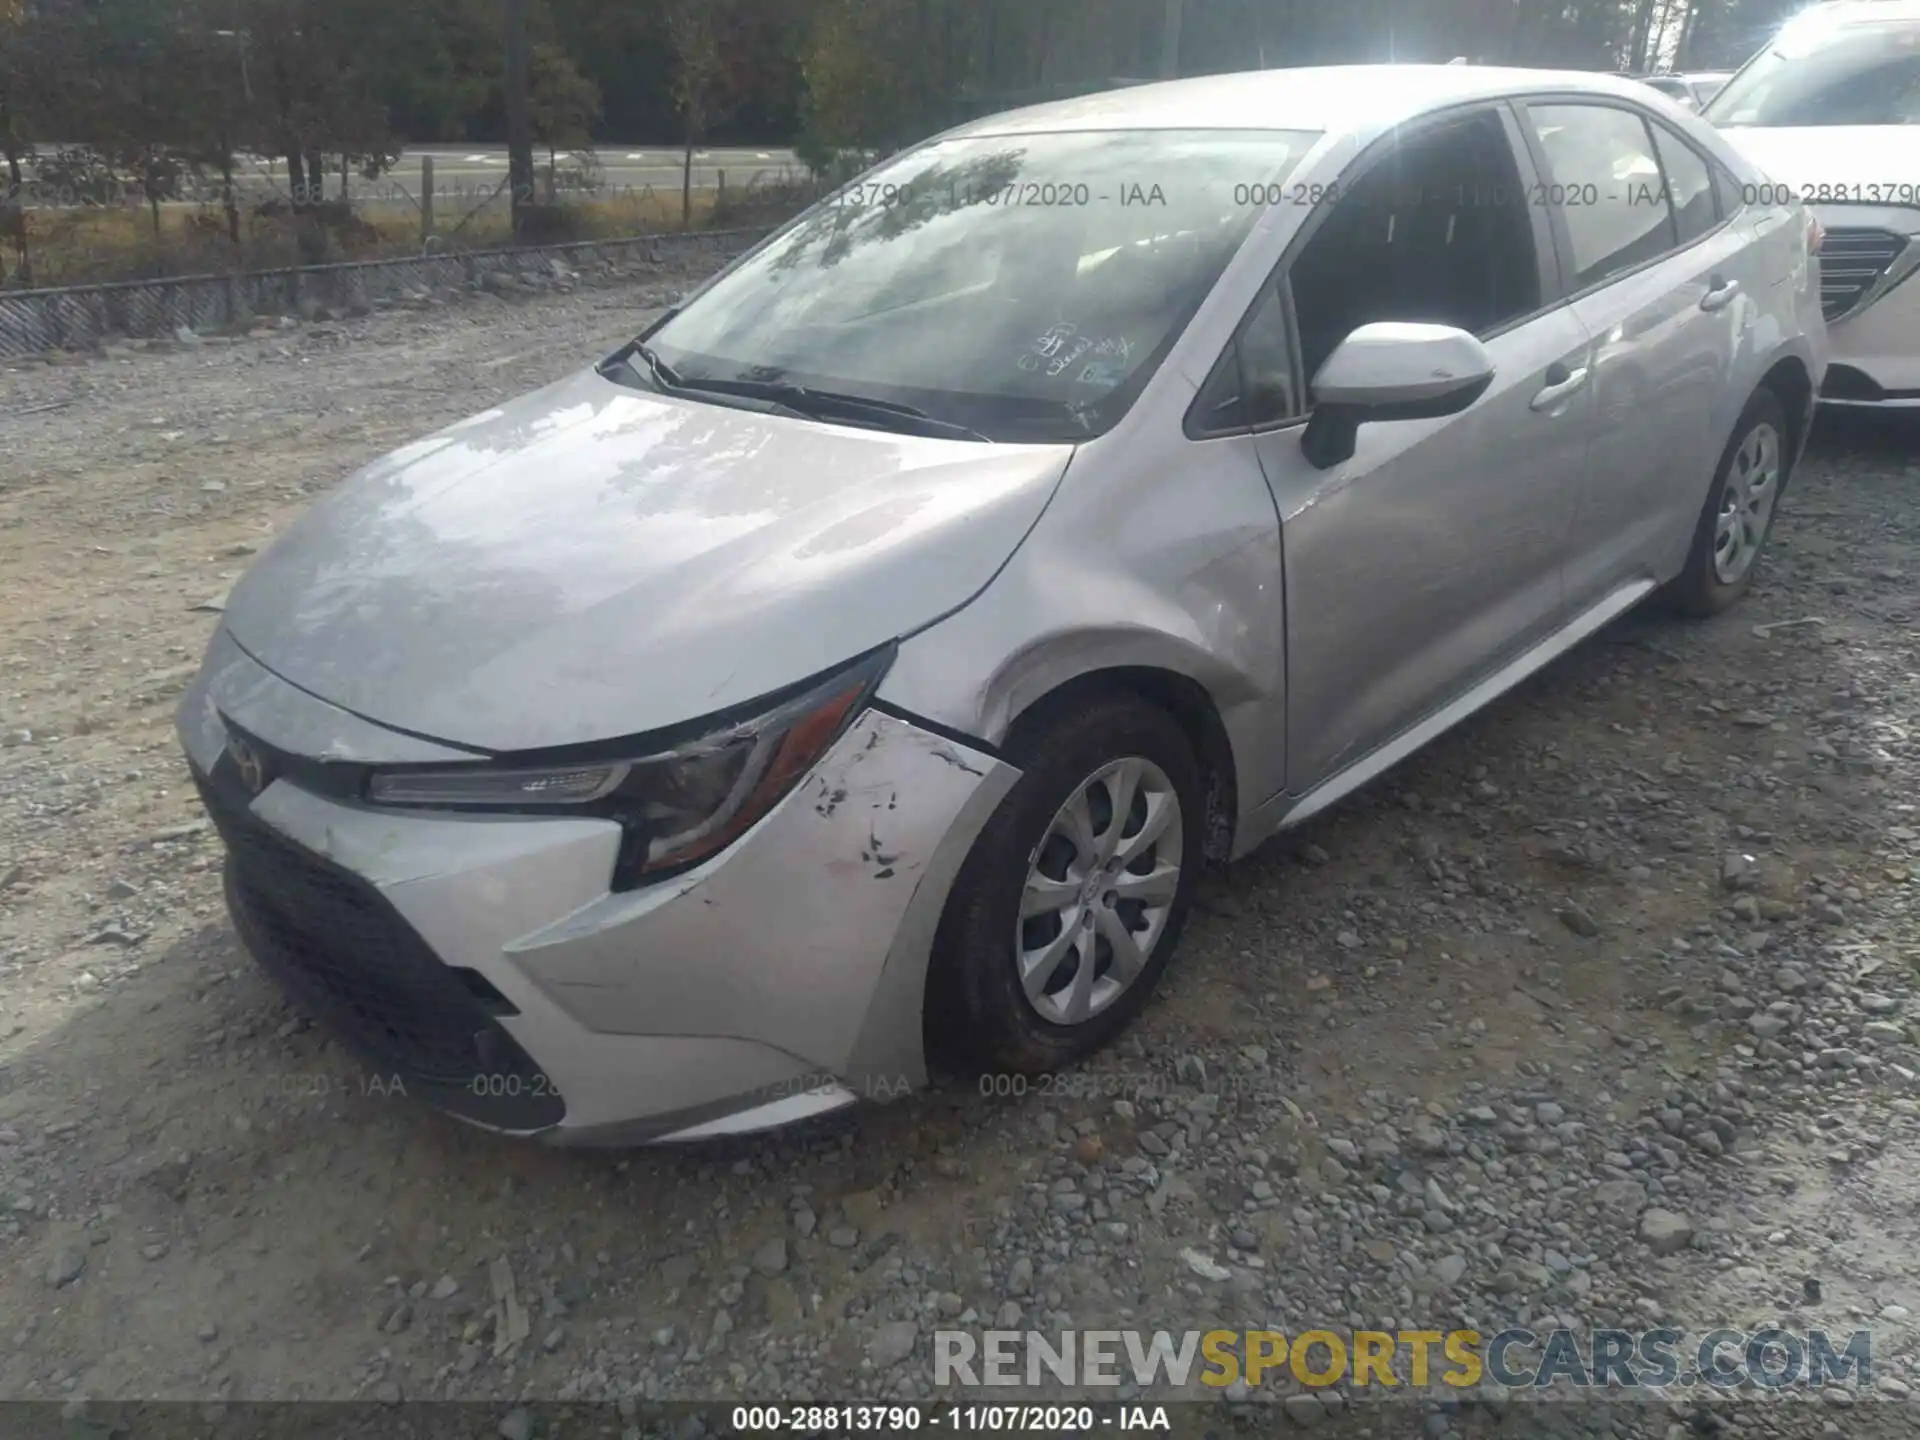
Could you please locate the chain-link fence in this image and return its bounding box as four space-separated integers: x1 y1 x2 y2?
2 153 820 289
0 228 768 361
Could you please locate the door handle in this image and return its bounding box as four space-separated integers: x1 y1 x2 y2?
1700 275 1740 312
1529 363 1590 413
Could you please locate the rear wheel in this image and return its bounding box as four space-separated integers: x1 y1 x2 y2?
928 692 1205 1076
1664 387 1790 618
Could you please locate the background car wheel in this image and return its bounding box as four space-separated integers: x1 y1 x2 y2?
929 691 1205 1077
1664 387 1792 618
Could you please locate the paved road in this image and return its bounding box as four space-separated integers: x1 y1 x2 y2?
273 145 803 197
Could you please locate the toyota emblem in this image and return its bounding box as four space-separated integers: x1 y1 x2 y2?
229 732 267 795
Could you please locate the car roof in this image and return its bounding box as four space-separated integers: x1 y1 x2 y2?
939 64 1688 144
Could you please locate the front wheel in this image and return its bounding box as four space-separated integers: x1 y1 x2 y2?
1664 387 1791 618
927 693 1205 1077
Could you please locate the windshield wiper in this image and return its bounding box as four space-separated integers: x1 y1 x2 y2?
601 345 994 441
600 340 806 419
634 341 684 389
599 338 685 390
668 375 994 443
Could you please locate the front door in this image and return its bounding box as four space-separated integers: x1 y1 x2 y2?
1247 106 1596 793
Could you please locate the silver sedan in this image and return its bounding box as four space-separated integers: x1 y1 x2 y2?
178 64 1827 1143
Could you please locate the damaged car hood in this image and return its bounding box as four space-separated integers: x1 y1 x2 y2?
222 368 1072 752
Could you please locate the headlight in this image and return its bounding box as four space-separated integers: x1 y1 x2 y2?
366 647 893 888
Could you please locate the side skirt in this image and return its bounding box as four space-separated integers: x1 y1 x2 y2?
1244 578 1658 846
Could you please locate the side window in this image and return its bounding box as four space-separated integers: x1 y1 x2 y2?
1238 286 1297 427
1526 103 1677 288
1650 122 1717 243
1712 163 1746 220
1189 284 1297 432
1287 109 1542 384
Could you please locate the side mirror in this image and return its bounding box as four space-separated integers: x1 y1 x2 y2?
1300 322 1496 469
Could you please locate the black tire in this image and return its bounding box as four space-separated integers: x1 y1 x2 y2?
928 691 1205 1077
1664 386 1793 618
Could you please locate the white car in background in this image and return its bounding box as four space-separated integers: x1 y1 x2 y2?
1640 73 1732 110
1706 0 1920 407
1685 72 1735 105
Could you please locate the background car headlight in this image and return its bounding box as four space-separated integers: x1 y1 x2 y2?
366 647 893 888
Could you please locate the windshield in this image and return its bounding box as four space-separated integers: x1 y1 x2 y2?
1706 17 1920 126
645 127 1319 442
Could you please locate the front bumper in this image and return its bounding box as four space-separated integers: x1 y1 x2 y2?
177 631 1018 1144
1813 208 1920 407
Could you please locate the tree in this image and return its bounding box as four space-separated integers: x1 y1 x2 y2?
798 0 956 159
158 4 258 247
373 0 497 141
528 39 599 183
1 0 1774 290
1683 0 1795 67
668 0 726 228
502 0 536 235
0 0 29 192
711 0 813 141
539 0 670 143
233 0 400 222
38 0 200 245
0 0 25 284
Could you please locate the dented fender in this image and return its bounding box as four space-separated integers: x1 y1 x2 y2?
250 706 1019 1119
192 697 1015 1135
499 707 1018 1091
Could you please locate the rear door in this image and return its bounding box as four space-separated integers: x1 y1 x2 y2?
1517 100 1758 608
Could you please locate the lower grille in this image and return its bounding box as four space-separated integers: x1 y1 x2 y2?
194 768 565 1131
1819 228 1910 322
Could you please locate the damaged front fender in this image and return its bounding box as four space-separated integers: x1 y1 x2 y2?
496 707 1019 1096
215 704 1017 1138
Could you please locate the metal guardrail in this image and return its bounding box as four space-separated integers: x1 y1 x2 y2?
0 228 768 362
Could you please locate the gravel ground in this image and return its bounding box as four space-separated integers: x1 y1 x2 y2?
3 268 1920 1439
